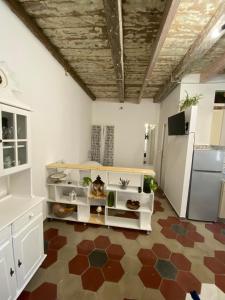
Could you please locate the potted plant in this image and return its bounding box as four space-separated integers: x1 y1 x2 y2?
150 178 158 193
119 178 130 190
179 91 202 111
82 176 92 187
143 175 158 193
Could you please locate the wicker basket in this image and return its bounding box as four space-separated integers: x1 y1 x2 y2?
52 203 75 218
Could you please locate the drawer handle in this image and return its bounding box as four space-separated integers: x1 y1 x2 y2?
18 260 22 268
29 213 34 219
10 268 14 277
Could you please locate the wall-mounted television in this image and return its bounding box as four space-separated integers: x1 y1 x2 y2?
168 111 186 136
214 91 225 104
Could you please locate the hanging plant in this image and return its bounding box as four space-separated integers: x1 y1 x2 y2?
179 91 202 111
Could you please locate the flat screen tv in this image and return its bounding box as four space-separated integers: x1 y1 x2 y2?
168 111 186 136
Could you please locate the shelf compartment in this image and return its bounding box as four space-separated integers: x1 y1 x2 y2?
89 214 105 225
55 185 88 202
47 212 78 222
106 216 139 230
47 197 87 206
116 192 153 213
47 181 88 189
106 184 139 194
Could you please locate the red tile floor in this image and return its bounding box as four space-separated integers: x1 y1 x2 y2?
18 192 225 300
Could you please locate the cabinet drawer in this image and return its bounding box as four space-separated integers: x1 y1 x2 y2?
12 203 42 234
0 226 11 247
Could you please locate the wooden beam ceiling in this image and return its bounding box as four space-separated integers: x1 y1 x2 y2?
103 0 124 102
200 51 225 82
154 0 225 102
4 0 96 101
137 0 181 103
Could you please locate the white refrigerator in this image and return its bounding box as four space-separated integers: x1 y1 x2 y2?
187 147 225 221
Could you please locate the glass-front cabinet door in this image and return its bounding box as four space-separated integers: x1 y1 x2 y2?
0 104 30 174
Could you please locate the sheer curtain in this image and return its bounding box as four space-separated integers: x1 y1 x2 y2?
90 125 114 166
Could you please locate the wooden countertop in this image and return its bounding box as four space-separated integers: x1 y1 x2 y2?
47 163 155 176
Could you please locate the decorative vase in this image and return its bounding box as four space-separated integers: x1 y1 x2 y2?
120 185 127 190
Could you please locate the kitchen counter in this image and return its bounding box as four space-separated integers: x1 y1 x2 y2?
0 195 44 231
47 162 155 176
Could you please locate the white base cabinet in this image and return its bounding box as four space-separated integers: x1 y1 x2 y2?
0 227 17 300
0 202 45 300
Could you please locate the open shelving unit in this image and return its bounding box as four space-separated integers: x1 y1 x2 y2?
46 163 155 233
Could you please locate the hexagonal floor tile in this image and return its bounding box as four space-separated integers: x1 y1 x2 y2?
137 249 157 266
44 228 58 241
171 253 191 271
102 260 124 282
215 251 225 264
94 236 110 249
155 259 177 280
29 282 57 300
81 267 104 291
215 274 225 293
160 279 186 300
204 257 225 274
77 240 95 255
17 291 31 300
106 244 125 260
177 270 201 293
74 223 88 232
139 265 162 288
48 235 67 250
89 249 107 267
152 244 171 259
69 254 89 275
41 249 57 269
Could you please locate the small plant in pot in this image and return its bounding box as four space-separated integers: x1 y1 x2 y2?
82 176 92 187
143 175 158 193
150 178 158 193
119 178 130 190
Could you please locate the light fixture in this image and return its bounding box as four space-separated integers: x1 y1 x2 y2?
211 23 225 39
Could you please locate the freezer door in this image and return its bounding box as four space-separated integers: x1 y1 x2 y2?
193 150 225 172
187 171 222 221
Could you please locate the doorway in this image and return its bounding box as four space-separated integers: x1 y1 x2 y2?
210 107 225 145
160 123 167 190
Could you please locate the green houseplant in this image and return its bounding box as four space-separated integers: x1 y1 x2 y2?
143 176 158 193
82 176 92 186
179 91 202 111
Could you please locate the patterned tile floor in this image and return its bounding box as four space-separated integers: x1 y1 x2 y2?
18 192 225 300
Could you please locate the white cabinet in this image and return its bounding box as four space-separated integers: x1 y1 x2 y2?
13 215 44 290
0 227 17 300
0 202 45 300
0 104 31 176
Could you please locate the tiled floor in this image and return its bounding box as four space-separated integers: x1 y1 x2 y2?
18 192 225 300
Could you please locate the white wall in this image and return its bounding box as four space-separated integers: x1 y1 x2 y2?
181 74 225 144
155 84 198 217
92 99 160 168
220 111 225 146
0 2 92 197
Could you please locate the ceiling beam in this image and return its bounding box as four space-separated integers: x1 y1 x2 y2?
137 0 181 103
103 0 124 102
155 0 225 102
3 0 96 100
200 51 225 82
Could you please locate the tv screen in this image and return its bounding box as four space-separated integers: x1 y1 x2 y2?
168 112 186 136
214 91 225 104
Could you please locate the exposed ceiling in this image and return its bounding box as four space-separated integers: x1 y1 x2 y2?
4 0 225 103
